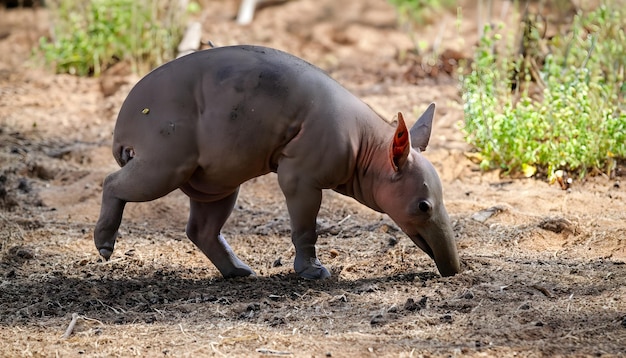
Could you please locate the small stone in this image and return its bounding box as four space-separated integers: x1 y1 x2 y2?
15 248 34 259
539 217 573 234
246 302 260 311
269 316 285 326
471 205 506 223
17 178 31 193
404 298 419 311
418 296 428 308
440 314 453 323
370 314 386 325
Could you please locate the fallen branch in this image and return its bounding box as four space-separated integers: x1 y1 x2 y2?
532 284 555 298
61 313 80 339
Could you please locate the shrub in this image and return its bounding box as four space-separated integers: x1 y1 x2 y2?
38 0 188 76
461 4 625 178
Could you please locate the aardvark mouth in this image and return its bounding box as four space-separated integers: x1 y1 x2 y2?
411 233 434 260
406 225 461 277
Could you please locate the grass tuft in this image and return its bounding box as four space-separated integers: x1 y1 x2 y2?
38 0 188 76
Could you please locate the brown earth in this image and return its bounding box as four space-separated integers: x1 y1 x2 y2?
0 1 624 357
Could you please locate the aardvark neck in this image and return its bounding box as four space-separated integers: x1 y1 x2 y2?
335 119 392 213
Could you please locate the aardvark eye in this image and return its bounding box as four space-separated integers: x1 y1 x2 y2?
418 200 431 213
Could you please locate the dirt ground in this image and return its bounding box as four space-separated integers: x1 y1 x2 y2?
0 0 625 357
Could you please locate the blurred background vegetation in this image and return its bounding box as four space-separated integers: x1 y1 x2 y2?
38 0 192 76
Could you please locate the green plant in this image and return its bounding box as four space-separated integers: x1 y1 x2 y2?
38 0 188 76
461 3 625 178
389 0 456 25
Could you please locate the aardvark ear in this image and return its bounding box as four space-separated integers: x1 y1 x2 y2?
389 112 411 172
409 102 435 152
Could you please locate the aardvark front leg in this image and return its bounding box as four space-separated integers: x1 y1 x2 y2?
277 166 330 279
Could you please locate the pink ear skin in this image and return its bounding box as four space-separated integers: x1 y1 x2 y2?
389 112 412 172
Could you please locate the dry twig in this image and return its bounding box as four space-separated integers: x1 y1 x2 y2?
61 313 80 339
256 348 293 355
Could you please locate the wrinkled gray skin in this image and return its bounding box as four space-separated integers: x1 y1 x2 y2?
94 45 461 279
